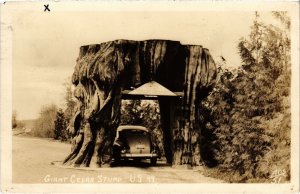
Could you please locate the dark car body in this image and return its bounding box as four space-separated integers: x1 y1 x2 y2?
113 125 160 165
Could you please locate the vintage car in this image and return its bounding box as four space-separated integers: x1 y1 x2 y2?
113 125 160 165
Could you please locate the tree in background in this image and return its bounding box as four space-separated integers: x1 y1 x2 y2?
12 110 25 129
63 78 76 122
54 109 68 141
29 79 75 140
120 100 143 125
201 12 291 182
32 104 58 138
12 110 17 129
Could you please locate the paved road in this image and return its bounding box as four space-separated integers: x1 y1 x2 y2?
13 136 223 183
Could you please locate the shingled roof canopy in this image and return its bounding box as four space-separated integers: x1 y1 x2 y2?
122 81 181 99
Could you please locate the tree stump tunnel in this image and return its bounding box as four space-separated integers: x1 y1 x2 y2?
63 40 217 167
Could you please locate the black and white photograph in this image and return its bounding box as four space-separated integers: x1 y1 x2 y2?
0 1 299 193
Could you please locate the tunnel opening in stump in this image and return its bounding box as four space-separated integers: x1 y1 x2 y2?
63 39 217 167
119 99 164 163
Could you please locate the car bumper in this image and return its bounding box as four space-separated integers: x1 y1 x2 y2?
120 153 158 158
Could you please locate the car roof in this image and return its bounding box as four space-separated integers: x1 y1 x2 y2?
117 125 149 132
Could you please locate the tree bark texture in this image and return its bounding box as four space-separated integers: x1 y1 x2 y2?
63 40 217 167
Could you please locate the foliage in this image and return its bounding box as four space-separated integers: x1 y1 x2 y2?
54 109 69 141
201 12 291 182
63 78 76 122
121 100 160 128
30 79 74 141
12 110 25 129
31 104 58 138
12 110 17 129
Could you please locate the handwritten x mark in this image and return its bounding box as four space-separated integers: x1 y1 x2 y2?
44 4 50 12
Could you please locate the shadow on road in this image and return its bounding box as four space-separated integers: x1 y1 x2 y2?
111 159 170 168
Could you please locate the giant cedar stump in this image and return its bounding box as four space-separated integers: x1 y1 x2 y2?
63 40 217 167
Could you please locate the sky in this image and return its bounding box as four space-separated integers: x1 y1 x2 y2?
11 10 276 120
